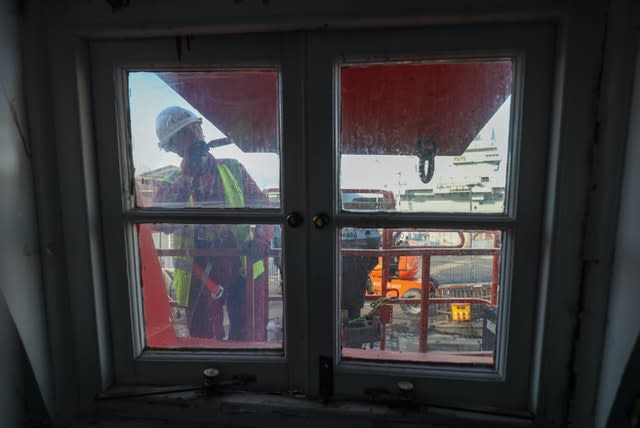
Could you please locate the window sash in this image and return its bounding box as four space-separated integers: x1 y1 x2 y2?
305 24 554 410
90 34 308 388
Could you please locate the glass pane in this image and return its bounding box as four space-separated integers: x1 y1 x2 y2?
129 71 281 209
138 223 283 350
339 61 512 213
339 228 501 366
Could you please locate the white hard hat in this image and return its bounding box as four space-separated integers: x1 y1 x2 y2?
155 106 202 150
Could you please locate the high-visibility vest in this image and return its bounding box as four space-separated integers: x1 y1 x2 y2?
171 159 264 307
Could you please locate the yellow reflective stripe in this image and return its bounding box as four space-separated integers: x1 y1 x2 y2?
173 268 192 307
217 163 250 250
217 163 244 208
217 162 255 277
173 227 195 306
253 260 265 279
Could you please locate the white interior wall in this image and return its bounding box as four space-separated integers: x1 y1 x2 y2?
595 40 640 428
0 0 53 423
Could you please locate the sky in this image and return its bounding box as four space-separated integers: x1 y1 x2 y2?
129 72 280 187
128 72 511 193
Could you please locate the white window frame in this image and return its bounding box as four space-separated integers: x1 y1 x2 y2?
86 23 560 415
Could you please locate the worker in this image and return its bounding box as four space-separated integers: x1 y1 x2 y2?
341 228 380 320
152 106 272 341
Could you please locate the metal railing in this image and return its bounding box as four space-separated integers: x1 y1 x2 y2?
346 229 500 353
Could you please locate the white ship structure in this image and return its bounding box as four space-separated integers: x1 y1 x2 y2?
400 136 506 213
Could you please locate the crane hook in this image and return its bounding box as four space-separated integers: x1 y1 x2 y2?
416 140 437 184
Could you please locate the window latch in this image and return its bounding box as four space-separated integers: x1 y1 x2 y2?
364 381 416 407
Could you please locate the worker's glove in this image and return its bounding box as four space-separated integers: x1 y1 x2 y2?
242 237 271 261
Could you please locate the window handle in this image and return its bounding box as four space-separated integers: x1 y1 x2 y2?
286 212 303 228
312 213 329 229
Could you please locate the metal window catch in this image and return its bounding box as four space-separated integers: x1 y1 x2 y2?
203 367 220 386
202 368 257 394
364 381 416 407
415 140 437 184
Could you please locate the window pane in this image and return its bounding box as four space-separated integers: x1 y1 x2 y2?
138 223 283 350
129 71 281 209
339 228 501 366
339 61 512 213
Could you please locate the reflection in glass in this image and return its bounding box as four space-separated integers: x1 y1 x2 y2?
339 228 501 366
129 70 281 209
138 223 283 350
339 61 512 213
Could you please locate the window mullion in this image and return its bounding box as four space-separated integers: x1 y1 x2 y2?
279 32 310 393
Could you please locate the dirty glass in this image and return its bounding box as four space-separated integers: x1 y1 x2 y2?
339 61 512 214
339 228 501 366
128 70 281 209
138 223 283 350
